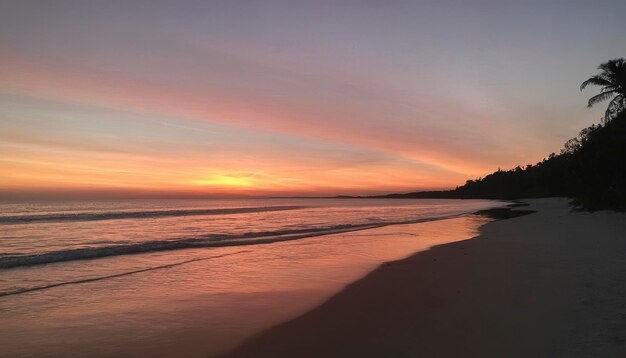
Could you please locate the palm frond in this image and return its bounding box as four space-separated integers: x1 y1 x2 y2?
613 94 625 111
604 95 625 122
599 60 619 75
580 75 615 91
587 90 616 107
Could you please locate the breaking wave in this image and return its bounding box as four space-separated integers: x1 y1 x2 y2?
0 214 464 269
0 205 305 224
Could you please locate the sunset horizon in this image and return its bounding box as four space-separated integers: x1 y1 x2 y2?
3 1 623 200
2 1 626 357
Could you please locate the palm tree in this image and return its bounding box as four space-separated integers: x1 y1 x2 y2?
580 58 626 122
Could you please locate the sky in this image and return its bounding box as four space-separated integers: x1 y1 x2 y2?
1 0 625 199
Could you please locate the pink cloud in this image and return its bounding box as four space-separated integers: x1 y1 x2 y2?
1 45 549 186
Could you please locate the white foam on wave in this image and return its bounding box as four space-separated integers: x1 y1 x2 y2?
0 205 306 224
0 213 466 270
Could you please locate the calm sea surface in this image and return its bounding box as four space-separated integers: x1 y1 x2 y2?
0 198 502 357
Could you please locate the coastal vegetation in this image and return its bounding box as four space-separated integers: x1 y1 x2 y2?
379 59 626 211
580 58 626 122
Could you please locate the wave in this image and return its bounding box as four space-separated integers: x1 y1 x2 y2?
0 213 466 270
0 250 251 298
0 205 305 224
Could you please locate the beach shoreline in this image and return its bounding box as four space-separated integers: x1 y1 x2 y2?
0 199 499 358
224 198 626 357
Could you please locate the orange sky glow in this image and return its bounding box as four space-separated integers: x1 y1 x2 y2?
1 1 622 199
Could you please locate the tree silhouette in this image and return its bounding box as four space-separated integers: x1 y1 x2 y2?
580 58 626 122
379 59 626 210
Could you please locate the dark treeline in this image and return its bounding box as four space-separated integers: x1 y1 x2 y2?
456 110 626 210
355 59 626 210
375 110 626 211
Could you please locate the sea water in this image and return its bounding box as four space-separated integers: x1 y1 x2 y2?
0 198 501 357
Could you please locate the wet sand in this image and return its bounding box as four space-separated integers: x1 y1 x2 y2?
224 198 626 357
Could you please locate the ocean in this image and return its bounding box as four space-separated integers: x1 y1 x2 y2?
0 198 502 357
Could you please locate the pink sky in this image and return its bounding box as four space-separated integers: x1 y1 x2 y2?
1 1 624 198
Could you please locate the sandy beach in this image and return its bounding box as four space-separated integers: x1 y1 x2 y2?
224 198 626 357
